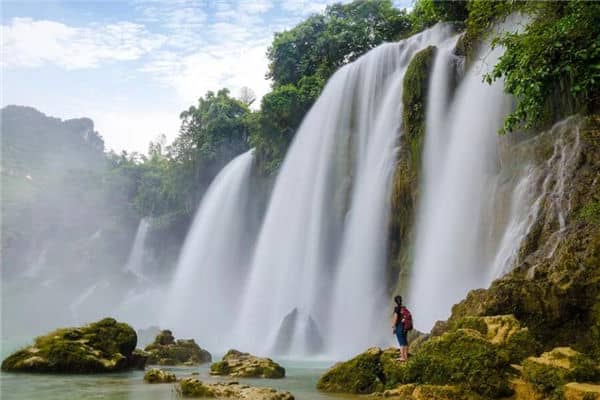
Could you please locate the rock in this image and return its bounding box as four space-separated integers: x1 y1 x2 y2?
449 315 540 363
509 378 545 400
128 349 150 370
371 384 483 400
177 378 294 399
143 368 177 383
404 329 513 398
317 347 385 394
318 328 513 398
271 308 324 355
210 349 285 379
522 347 600 394
144 330 211 366
563 383 600 400
1 317 141 373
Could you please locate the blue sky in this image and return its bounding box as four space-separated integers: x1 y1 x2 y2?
2 0 412 153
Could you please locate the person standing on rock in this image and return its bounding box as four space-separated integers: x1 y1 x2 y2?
392 295 412 361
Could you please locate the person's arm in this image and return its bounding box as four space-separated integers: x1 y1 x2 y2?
392 312 398 333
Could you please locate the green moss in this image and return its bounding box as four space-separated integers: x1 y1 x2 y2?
405 329 513 398
209 360 230 375
316 348 385 394
450 317 489 335
177 378 216 398
579 201 600 225
523 348 600 395
143 368 177 384
388 45 437 286
1 318 139 373
145 332 211 366
209 350 285 379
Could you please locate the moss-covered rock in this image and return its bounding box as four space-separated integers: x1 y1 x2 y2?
522 347 600 394
209 349 285 379
405 329 513 398
373 384 483 400
449 315 541 363
563 383 600 400
143 368 177 383
1 317 141 373
317 347 385 394
177 378 216 397
144 330 211 366
388 45 437 287
177 378 294 399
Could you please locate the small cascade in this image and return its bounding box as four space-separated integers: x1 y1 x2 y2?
124 218 150 279
162 149 256 350
236 24 454 358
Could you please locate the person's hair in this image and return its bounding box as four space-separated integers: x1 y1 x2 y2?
394 295 402 305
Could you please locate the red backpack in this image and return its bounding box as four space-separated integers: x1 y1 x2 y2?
400 307 413 332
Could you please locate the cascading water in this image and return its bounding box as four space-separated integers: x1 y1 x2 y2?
408 31 517 329
124 218 150 279
162 149 256 350
236 24 454 358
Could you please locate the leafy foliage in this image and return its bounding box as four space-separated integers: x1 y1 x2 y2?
482 0 600 133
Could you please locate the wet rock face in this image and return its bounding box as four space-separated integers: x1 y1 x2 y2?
1 317 141 373
143 368 177 384
447 116 600 359
177 378 294 399
144 330 211 366
210 349 285 379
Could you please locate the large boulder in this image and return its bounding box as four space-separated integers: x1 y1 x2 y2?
143 368 177 384
144 330 211 366
1 317 141 373
210 349 285 379
177 378 294 399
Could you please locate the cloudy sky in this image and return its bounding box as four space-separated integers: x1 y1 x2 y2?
2 0 411 153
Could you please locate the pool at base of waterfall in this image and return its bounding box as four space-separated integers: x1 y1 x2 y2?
0 360 361 400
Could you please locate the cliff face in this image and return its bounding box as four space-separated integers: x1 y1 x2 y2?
447 115 600 359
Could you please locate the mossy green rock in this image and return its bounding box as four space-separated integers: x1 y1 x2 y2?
563 383 600 400
177 378 294 399
177 378 216 397
317 347 385 394
388 45 437 288
522 347 600 394
318 328 513 398
1 317 140 373
405 329 513 398
143 368 177 383
144 330 211 366
449 315 541 363
209 349 285 379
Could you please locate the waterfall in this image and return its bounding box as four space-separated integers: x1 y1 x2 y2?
236 24 454 358
163 149 256 350
124 218 150 278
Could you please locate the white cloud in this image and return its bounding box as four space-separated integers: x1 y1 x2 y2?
2 17 166 69
93 109 181 154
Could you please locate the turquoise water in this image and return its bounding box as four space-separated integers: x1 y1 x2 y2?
0 361 360 400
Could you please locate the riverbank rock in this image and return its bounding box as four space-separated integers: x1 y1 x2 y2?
1 317 141 373
144 330 211 366
374 384 484 400
143 368 176 383
318 325 519 398
177 378 294 399
210 349 285 378
522 347 600 394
